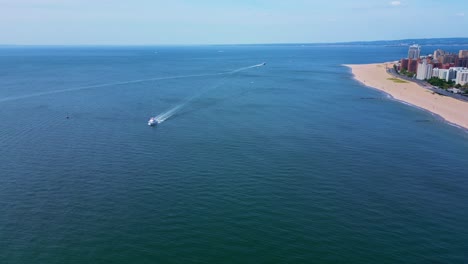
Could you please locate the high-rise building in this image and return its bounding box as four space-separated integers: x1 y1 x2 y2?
432 68 439 78
400 58 409 70
459 50 468 58
438 69 449 80
447 68 459 82
456 57 468 67
433 49 446 61
408 45 421 59
441 63 455 69
455 70 468 85
438 54 457 64
416 60 433 80
408 59 418 73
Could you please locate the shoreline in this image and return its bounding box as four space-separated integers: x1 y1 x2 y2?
345 63 468 130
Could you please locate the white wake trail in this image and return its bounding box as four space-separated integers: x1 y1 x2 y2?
153 63 264 124
0 68 253 103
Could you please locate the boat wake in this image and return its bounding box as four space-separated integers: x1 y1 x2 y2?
0 63 265 103
152 63 265 125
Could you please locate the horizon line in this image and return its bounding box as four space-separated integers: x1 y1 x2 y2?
1 37 468 47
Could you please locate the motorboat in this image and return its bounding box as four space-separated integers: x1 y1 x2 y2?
148 117 158 126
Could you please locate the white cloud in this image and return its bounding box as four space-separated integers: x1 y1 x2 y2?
390 1 401 6
456 12 465 17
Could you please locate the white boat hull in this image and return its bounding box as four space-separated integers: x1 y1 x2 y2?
148 117 157 126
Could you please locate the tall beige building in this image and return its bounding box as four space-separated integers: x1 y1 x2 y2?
433 49 445 60
459 50 468 58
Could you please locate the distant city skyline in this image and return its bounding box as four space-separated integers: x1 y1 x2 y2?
0 0 467 45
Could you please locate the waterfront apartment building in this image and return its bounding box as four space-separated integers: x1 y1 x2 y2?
438 54 458 64
435 69 450 81
459 50 468 58
455 70 468 85
401 48 468 77
448 67 468 84
432 68 439 78
408 59 418 73
400 58 409 70
456 57 468 68
447 68 457 82
399 58 418 73
433 49 446 61
408 45 421 59
441 69 449 81
416 60 433 80
431 68 459 82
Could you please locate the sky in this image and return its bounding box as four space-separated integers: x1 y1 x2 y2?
0 0 466 45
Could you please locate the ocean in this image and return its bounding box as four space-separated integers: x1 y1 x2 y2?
1 45 467 263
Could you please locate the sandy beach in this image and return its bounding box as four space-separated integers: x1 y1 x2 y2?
345 63 468 130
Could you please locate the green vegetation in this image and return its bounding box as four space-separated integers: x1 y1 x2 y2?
461 84 468 94
427 77 455 89
395 64 468 95
426 78 468 95
399 68 415 78
387 78 408 83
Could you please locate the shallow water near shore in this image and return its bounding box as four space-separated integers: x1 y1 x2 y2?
1 45 467 263
347 70 468 132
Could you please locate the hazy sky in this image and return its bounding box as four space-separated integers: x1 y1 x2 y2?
0 0 466 45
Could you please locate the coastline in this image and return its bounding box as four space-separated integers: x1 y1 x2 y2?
345 63 468 130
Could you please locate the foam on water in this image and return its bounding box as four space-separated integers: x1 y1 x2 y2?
154 63 265 124
0 65 263 103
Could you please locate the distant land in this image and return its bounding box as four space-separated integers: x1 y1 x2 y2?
334 38 468 46
1 38 468 47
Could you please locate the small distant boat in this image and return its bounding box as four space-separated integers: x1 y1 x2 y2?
262 62 266 66
148 117 157 126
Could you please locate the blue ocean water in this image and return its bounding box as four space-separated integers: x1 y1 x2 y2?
0 45 467 263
